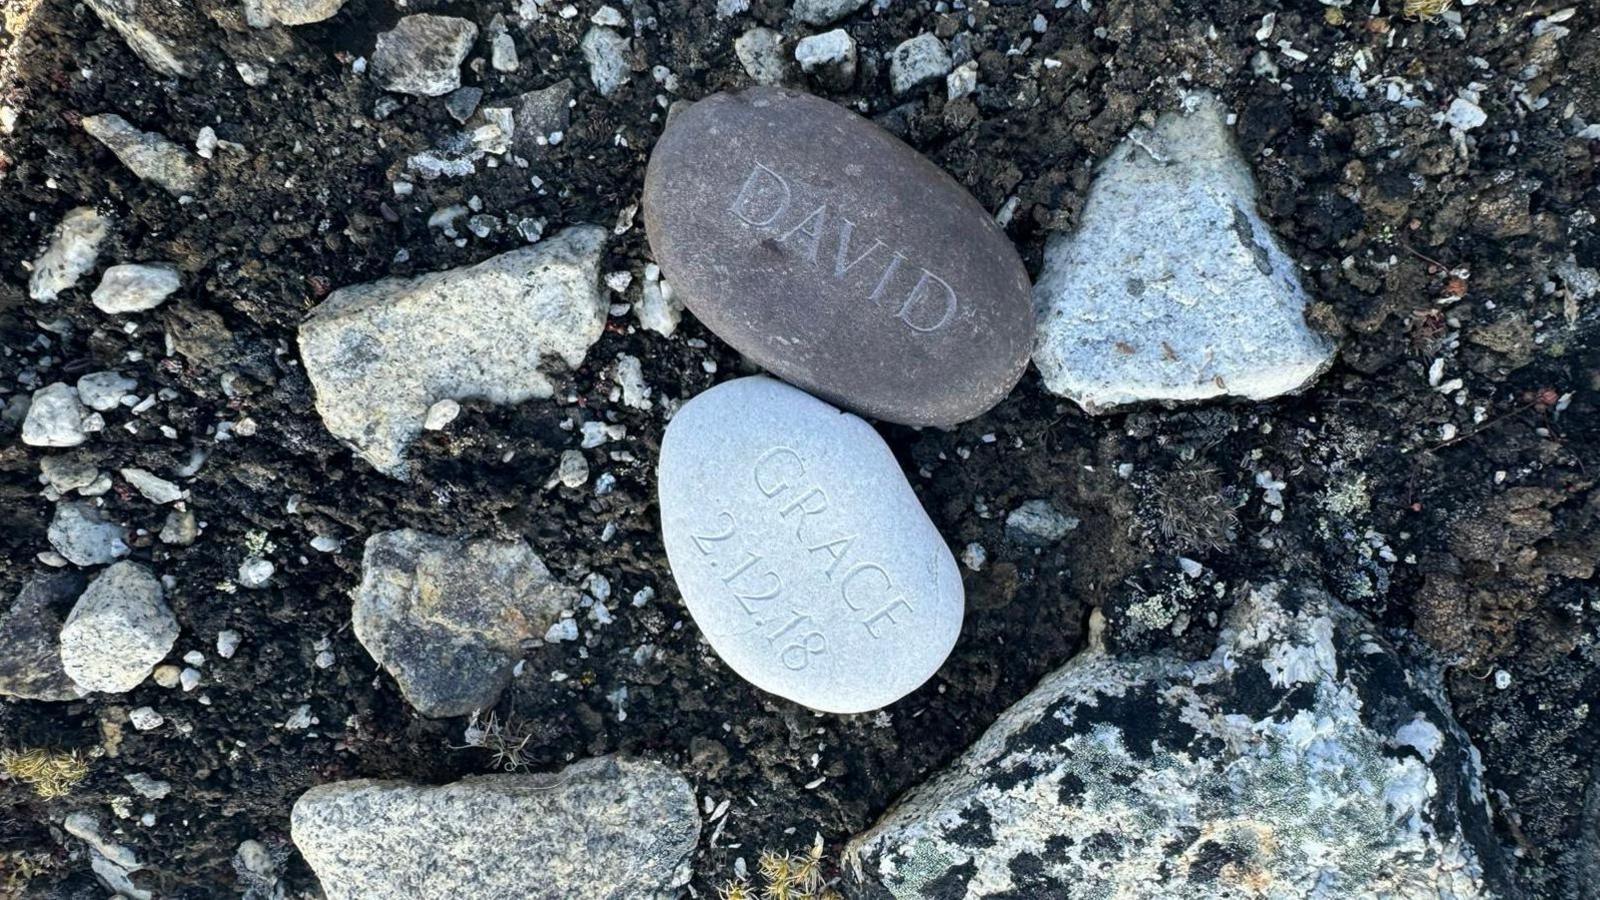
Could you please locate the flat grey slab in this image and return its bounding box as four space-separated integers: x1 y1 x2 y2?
291 756 700 900
1032 91 1335 412
643 86 1032 427
657 376 962 714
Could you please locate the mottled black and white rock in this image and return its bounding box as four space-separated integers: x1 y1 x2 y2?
1032 92 1336 411
48 502 129 566
92 262 180 313
82 114 204 196
0 572 85 702
848 582 1512 898
59 561 179 694
291 756 700 899
22 382 89 447
298 226 606 478
658 377 963 713
643 87 1032 427
370 15 478 97
581 26 631 97
352 530 577 718
29 206 111 301
888 33 950 95
734 27 789 85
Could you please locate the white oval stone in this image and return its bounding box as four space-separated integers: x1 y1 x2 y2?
658 376 962 714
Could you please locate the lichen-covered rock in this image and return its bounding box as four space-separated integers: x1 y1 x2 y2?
297 226 606 478
59 562 178 694
0 572 86 702
353 529 577 718
1032 92 1335 411
291 756 700 900
848 582 1511 899
81 114 204 196
29 206 111 301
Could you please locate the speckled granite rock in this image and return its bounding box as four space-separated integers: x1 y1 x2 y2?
29 206 111 301
297 226 606 478
0 572 85 702
659 376 962 714
1032 92 1335 412
291 756 700 900
847 581 1511 899
352 529 577 718
59 562 178 694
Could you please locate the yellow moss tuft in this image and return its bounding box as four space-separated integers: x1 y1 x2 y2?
1402 0 1452 20
1 747 90 799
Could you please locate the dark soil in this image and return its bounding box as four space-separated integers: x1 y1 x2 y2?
1 0 1596 897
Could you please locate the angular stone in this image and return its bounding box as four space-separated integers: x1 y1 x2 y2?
59 561 179 694
370 15 478 97
298 226 607 478
792 0 867 26
0 572 86 702
889 33 950 95
82 114 204 196
83 0 194 77
29 206 111 301
77 371 136 411
353 529 577 718
1032 92 1336 412
658 377 962 714
261 0 347 25
48 502 129 566
643 87 1032 427
734 27 789 86
581 26 630 97
291 756 700 899
793 30 855 89
848 582 1512 897
506 80 572 156
22 382 89 447
92 263 180 313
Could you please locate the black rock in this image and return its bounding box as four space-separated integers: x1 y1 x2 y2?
643 87 1032 427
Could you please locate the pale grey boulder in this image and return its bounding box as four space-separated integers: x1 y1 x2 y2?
29 207 111 301
22 382 89 447
848 582 1511 898
353 529 577 718
371 15 478 97
82 114 204 196
1032 92 1335 412
59 562 178 694
48 502 129 566
92 263 180 313
0 572 86 702
297 226 607 478
658 377 963 714
291 756 701 900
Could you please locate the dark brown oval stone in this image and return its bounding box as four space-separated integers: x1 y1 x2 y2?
642 87 1033 427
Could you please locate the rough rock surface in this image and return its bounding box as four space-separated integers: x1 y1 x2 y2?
58 561 179 694
1032 92 1335 411
260 0 347 26
658 377 963 714
297 225 607 478
91 262 180 313
794 29 856 89
28 206 111 301
848 582 1510 898
352 529 577 718
22 381 90 447
581 26 631 97
81 113 204 196
291 756 701 900
76 370 136 411
370 15 478 97
792 0 867 26
734 27 789 86
48 501 130 566
889 33 951 95
82 0 193 77
0 572 86 702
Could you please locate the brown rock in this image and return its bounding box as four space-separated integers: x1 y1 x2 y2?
642 86 1032 427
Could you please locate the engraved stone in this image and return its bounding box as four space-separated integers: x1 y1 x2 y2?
1032 92 1336 411
643 87 1032 427
657 376 962 714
